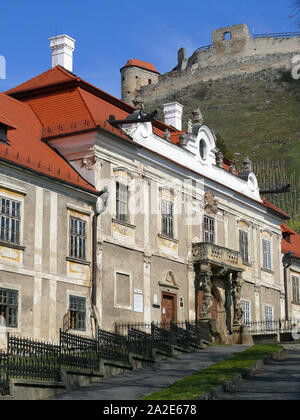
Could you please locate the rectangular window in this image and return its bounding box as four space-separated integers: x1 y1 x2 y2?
242 300 251 326
264 305 274 331
204 216 214 244
115 272 131 308
69 295 86 331
239 230 249 263
292 276 300 304
0 197 20 245
116 182 128 223
0 288 18 328
262 239 272 270
70 217 87 260
161 199 174 238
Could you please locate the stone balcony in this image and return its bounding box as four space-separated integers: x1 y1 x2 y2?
192 242 244 272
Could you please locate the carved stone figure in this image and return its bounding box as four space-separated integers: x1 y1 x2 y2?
164 129 171 141
192 107 204 126
179 133 189 147
229 163 236 173
204 191 219 215
215 148 224 167
201 273 213 319
243 156 253 173
232 274 244 326
187 119 193 134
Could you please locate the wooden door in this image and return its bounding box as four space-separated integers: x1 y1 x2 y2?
161 292 177 326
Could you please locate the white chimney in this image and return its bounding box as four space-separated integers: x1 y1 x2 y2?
49 35 76 72
163 102 183 131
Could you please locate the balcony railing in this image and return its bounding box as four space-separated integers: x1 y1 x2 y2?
192 242 243 269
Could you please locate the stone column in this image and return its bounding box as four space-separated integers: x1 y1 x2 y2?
232 272 244 327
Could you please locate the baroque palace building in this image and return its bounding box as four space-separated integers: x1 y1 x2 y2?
0 34 297 346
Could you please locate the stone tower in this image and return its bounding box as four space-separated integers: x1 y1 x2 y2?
120 59 160 105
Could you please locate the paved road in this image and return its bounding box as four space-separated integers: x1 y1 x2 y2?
217 344 300 400
51 345 249 400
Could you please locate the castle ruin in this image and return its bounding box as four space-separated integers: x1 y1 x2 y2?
121 24 300 106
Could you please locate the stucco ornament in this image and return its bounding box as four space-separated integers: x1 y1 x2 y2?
165 271 176 286
204 191 219 215
81 157 96 171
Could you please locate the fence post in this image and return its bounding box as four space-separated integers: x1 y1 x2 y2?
6 332 9 385
58 329 62 380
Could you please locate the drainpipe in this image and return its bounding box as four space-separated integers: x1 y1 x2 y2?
283 251 293 321
91 188 109 331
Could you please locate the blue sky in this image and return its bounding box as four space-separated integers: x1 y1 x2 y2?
0 0 298 98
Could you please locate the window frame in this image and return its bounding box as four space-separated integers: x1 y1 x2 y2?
241 299 251 326
239 230 249 264
116 181 129 223
264 305 274 331
69 216 87 261
68 295 86 332
262 239 272 270
292 276 300 304
0 197 21 245
0 287 18 328
114 270 132 311
161 198 174 239
204 215 215 244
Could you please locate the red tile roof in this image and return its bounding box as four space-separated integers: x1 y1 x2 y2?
5 65 80 96
282 223 300 259
261 196 289 219
121 59 159 74
4 65 290 221
5 66 176 142
0 93 98 195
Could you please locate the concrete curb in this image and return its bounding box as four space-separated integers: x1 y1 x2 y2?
199 349 287 400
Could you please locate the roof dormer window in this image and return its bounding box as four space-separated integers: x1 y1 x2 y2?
283 232 291 243
0 124 8 145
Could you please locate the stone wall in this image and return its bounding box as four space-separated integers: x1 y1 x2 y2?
121 24 300 106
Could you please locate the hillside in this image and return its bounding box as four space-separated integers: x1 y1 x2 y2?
144 68 300 228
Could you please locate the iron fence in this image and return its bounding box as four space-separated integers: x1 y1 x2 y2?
248 319 298 335
170 322 190 349
115 320 212 350
115 321 187 336
151 323 173 355
7 334 61 382
0 351 9 396
127 328 153 359
98 328 129 362
0 319 214 392
253 32 300 38
59 330 100 372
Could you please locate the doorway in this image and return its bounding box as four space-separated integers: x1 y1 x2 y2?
161 292 177 326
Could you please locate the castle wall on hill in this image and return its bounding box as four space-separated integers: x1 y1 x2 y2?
121 24 300 106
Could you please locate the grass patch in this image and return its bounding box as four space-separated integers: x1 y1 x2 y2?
142 344 282 400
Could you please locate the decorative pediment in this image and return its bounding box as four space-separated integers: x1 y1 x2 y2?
158 270 179 289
